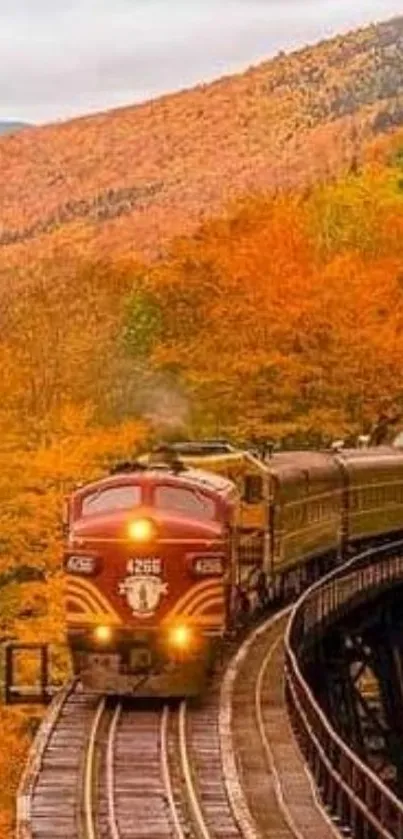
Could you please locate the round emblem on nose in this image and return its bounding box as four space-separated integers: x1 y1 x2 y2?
118 574 168 617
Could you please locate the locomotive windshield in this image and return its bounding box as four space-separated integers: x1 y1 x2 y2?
154 485 216 520
81 484 142 516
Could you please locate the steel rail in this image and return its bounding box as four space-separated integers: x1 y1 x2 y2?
83 697 106 839
255 633 307 839
219 607 291 839
160 705 187 839
178 700 212 839
105 701 214 839
106 701 121 839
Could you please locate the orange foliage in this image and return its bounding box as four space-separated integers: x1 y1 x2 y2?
132 148 403 442
0 707 33 838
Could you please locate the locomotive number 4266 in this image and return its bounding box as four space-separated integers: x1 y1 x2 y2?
127 557 163 576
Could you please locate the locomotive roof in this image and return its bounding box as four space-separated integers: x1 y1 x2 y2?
166 466 236 495
169 440 236 455
73 465 236 499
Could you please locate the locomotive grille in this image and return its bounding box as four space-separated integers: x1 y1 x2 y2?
238 529 265 566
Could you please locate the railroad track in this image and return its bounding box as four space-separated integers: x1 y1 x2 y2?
17 612 340 839
221 608 341 839
18 686 244 839
88 696 245 839
18 686 101 839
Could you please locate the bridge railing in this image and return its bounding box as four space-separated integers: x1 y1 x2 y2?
284 540 403 839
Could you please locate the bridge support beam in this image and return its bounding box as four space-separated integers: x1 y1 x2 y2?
307 591 403 795
367 606 403 795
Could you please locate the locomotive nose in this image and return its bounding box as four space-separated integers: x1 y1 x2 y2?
64 465 235 697
71 506 224 544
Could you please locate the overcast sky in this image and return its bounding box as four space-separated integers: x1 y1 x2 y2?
1 0 402 125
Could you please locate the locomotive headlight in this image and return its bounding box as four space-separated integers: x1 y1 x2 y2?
94 625 113 643
128 518 156 542
168 624 193 650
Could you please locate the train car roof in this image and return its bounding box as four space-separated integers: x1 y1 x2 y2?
270 451 338 466
335 446 403 470
266 450 342 482
337 446 398 457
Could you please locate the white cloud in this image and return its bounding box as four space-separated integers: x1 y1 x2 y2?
0 0 401 123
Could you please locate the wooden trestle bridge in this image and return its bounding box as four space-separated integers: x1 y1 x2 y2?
12 540 403 839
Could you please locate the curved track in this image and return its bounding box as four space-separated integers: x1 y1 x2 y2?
17 613 341 839
19 687 101 839
220 609 341 839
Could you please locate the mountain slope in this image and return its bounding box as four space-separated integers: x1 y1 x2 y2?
0 16 402 264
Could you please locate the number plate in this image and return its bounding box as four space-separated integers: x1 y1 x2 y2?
127 557 163 576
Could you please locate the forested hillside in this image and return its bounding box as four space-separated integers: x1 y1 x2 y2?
0 16 402 274
1 138 403 836
119 130 403 444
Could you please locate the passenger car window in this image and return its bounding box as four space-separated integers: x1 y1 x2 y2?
81 485 142 516
154 485 215 520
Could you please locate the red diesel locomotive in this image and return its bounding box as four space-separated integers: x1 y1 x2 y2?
63 459 238 696
63 439 403 697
